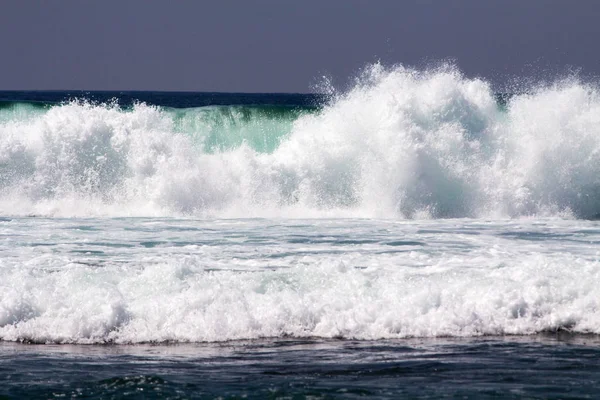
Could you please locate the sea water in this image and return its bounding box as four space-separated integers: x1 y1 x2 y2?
1 64 600 398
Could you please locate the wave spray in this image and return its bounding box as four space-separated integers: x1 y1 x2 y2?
2 64 600 218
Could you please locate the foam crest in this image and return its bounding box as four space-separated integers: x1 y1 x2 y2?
1 248 599 343
495 83 600 217
273 64 499 217
2 65 600 218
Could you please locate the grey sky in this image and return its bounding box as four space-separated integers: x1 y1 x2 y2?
1 0 599 92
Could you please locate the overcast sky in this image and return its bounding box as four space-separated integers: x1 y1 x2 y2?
1 0 599 92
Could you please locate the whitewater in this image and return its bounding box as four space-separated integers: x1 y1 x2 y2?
1 64 600 346
2 64 600 220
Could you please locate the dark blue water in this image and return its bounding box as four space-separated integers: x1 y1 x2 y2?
2 336 600 399
0 90 509 109
0 91 324 109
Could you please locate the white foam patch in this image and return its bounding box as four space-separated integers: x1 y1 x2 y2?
1 233 599 344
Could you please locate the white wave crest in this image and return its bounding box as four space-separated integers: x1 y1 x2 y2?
2 64 600 218
2 238 599 343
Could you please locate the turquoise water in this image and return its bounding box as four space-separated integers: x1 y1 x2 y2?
171 105 311 153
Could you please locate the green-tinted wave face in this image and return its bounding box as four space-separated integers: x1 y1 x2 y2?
0 101 50 123
0 101 318 154
170 105 316 153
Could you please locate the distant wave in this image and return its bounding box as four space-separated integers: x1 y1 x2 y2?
2 64 600 218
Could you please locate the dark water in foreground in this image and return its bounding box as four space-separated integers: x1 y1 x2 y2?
2 335 600 399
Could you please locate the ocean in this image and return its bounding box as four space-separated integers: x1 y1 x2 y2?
1 64 600 398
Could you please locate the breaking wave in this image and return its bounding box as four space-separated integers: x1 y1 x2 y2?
2 64 600 219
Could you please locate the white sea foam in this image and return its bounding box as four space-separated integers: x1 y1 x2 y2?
1 219 599 343
1 64 600 218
